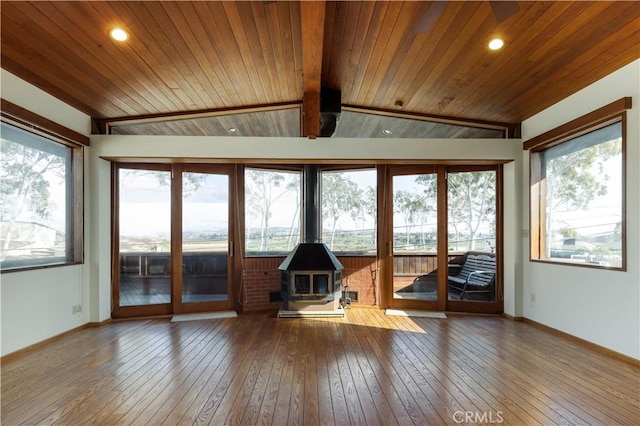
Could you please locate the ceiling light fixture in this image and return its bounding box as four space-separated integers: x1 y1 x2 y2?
227 127 239 135
110 28 129 42
394 100 404 109
488 38 504 51
382 129 393 135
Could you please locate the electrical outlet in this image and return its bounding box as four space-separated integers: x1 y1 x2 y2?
71 304 82 315
530 293 536 303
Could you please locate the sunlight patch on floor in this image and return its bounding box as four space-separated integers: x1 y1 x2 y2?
385 309 447 319
171 311 237 322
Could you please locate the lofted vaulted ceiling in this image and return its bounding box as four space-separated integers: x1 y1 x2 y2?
1 1 639 138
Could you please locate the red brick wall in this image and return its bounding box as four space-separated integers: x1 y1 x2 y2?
339 257 378 306
239 255 379 310
240 257 284 310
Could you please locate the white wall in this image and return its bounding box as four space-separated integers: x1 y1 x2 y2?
521 59 640 359
503 160 524 318
0 70 92 356
88 155 113 323
0 70 91 135
1 266 87 355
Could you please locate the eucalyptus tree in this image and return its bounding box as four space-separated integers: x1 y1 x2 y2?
393 189 427 247
0 138 65 259
245 169 299 251
446 171 496 251
415 171 495 251
542 135 621 255
321 173 363 250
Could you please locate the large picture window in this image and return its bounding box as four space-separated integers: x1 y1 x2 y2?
244 167 302 255
0 121 82 270
530 104 626 270
321 168 376 254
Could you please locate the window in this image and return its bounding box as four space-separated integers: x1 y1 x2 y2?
448 169 496 254
244 167 302 255
530 104 626 270
321 168 377 254
0 121 82 270
392 172 437 253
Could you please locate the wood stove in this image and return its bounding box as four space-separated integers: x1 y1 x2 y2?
277 165 345 318
278 243 343 317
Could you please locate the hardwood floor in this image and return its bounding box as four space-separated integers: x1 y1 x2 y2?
2 309 638 425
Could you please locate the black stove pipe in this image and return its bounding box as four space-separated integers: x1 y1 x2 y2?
303 164 319 243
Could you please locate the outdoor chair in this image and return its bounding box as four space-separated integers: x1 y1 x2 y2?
448 253 495 300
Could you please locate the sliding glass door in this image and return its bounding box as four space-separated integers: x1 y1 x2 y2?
447 167 500 309
391 171 440 307
117 166 172 312
113 164 234 318
383 165 502 313
386 167 448 311
179 167 232 313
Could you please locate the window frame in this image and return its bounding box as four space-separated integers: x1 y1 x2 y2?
0 100 86 272
527 98 629 271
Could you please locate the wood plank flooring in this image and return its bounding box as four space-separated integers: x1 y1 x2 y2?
2 309 639 425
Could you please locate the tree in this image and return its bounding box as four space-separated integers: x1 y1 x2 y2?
360 185 377 246
245 170 299 251
447 172 495 250
410 174 438 248
393 190 427 247
544 138 621 254
559 228 580 239
119 169 205 198
416 171 495 251
362 186 376 220
1 139 65 259
321 173 363 249
285 178 300 251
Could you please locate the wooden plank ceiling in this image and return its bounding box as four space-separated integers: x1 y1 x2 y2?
1 1 639 138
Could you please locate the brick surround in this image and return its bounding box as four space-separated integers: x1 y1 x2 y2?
240 256 378 310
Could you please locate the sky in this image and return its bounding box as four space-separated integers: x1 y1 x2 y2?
77 160 622 241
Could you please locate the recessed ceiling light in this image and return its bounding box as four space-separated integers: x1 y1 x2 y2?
110 28 129 42
488 38 504 50
382 129 393 135
227 127 239 135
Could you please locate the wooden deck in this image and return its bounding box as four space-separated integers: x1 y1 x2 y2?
2 309 638 425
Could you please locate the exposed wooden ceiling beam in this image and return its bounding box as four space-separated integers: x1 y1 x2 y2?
300 1 326 137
